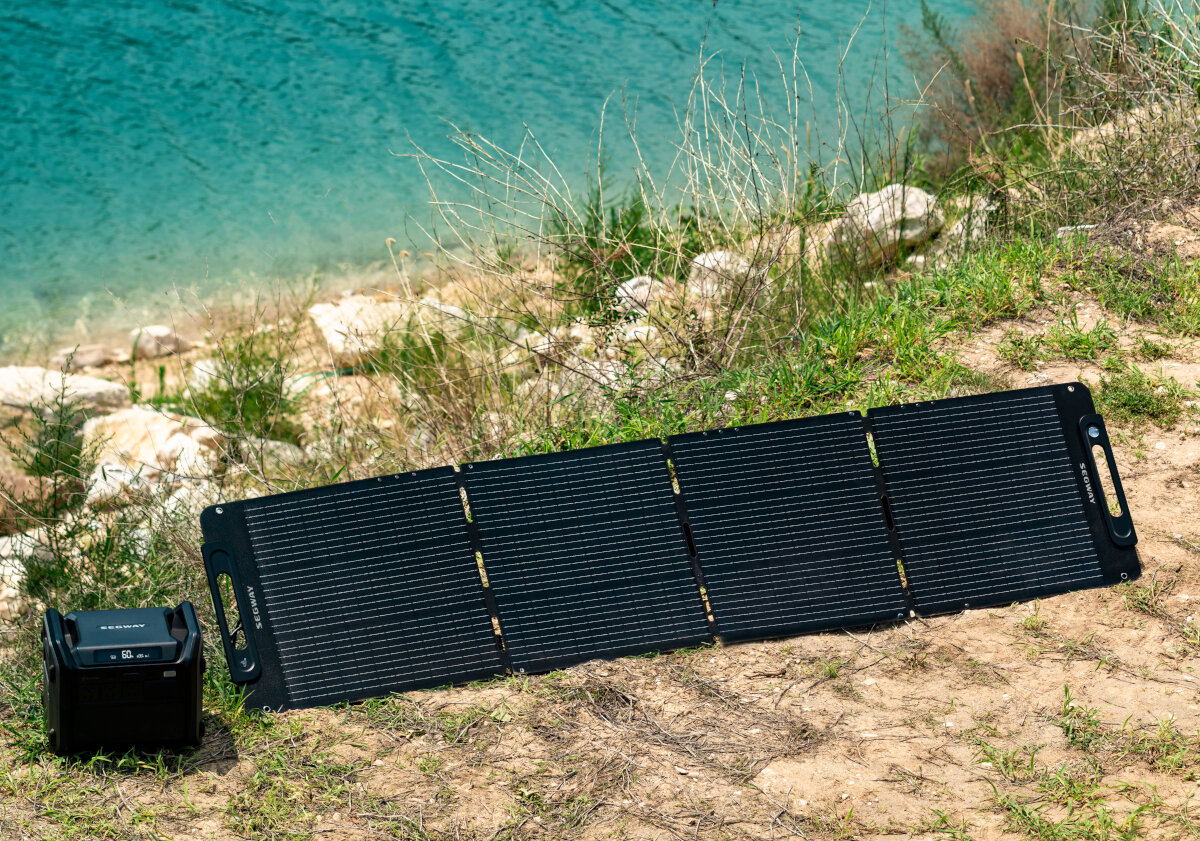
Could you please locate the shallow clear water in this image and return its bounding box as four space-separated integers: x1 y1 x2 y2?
0 1 963 355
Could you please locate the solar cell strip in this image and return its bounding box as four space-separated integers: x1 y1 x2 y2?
462 442 711 674
668 414 908 641
870 389 1104 614
241 469 504 707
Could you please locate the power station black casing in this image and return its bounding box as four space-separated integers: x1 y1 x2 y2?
41 602 205 755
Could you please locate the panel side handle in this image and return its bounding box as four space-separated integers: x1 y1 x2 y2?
1077 415 1137 548
201 542 263 682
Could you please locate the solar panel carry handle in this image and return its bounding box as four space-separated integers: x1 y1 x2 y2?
201 541 263 683
1077 414 1137 547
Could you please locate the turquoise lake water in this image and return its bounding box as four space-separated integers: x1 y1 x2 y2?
0 1 964 355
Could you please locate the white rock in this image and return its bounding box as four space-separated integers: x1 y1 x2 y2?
687 251 752 298
50 344 129 372
162 482 222 518
246 438 306 468
308 295 412 368
911 197 996 270
155 432 195 468
416 295 467 323
828 184 943 267
83 408 176 476
0 366 130 414
86 463 148 507
1055 224 1098 239
131 325 194 359
83 407 219 478
0 530 49 589
156 432 214 480
620 322 660 346
188 358 219 393
615 275 661 313
0 584 21 621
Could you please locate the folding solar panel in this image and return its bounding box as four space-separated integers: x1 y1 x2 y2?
200 468 504 711
868 383 1139 614
199 382 1139 711
668 413 907 641
460 441 711 674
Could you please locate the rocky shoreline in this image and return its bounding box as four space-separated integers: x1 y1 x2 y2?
0 182 990 620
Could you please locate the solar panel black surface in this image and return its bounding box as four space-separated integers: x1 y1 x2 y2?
462 441 711 674
869 385 1117 614
668 413 908 641
200 383 1139 711
203 469 505 710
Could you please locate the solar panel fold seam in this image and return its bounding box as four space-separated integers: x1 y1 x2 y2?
658 439 722 637
452 469 513 673
862 424 919 619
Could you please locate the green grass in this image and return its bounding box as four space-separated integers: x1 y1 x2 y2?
1118 573 1174 619
970 688 1200 839
1095 363 1192 428
994 792 1143 841
1044 315 1118 361
1067 248 1200 337
486 238 1041 460
147 321 306 447
999 330 1045 370
1055 686 1200 777
1134 336 1172 361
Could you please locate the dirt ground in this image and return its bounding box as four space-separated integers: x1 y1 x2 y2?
4 294 1200 840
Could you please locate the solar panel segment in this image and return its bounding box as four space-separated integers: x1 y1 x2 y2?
668 414 908 641
462 441 712 674
237 469 505 708
869 388 1107 614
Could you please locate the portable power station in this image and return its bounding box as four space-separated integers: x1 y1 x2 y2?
41 602 205 755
